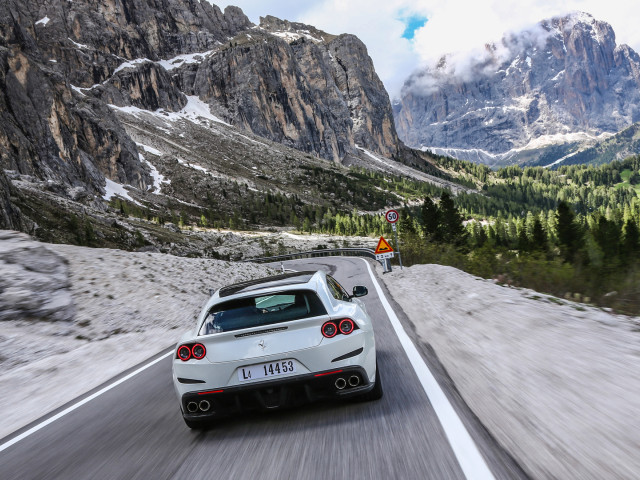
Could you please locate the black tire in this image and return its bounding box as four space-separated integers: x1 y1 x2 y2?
361 363 383 401
183 417 207 430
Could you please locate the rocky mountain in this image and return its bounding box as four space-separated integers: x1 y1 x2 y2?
394 12 640 167
0 0 403 200
0 170 25 230
553 122 640 167
0 0 459 251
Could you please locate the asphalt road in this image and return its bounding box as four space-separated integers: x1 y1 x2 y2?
0 257 529 480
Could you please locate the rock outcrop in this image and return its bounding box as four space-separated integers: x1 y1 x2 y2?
0 0 401 210
394 12 640 165
0 1 151 194
0 171 24 230
172 16 400 161
0 230 75 322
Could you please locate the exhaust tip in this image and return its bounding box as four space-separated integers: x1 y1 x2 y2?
199 400 211 412
348 375 360 387
187 402 198 413
335 377 347 390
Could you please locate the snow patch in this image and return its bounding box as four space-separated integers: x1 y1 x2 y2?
356 146 395 169
117 96 231 127
270 30 323 44
230 131 269 148
138 152 168 193
175 96 231 126
176 158 217 177
103 179 142 206
136 143 163 157
67 38 89 49
35 17 50 26
114 58 152 74
70 85 86 96
157 51 216 71
107 104 147 115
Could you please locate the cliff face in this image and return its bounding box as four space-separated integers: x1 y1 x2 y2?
174 16 400 161
175 30 355 162
0 0 399 207
0 170 24 230
394 12 640 164
327 33 399 158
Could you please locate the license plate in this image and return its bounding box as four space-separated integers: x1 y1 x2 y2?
238 360 297 382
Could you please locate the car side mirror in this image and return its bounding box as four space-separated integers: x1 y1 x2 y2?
352 286 368 297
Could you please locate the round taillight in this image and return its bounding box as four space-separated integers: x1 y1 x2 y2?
178 345 191 361
322 321 338 338
192 343 206 360
339 318 354 335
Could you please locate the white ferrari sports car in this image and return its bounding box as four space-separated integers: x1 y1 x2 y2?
172 270 382 428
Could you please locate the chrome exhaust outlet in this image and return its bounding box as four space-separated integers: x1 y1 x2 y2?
335 377 347 390
348 375 360 387
199 400 211 412
187 402 198 413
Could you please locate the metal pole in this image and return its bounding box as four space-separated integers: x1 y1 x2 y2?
392 223 403 269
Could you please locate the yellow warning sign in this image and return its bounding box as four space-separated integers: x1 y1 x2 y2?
374 236 394 255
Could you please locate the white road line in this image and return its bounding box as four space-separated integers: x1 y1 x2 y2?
361 259 496 480
0 351 173 453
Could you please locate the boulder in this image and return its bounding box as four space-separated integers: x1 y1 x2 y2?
0 230 75 321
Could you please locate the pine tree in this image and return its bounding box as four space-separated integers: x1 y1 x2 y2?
439 192 467 246
556 201 583 262
421 196 442 242
398 208 416 236
531 217 547 252
592 216 621 260
517 227 530 252
622 219 640 257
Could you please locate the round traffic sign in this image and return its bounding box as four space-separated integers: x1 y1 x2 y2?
385 209 399 223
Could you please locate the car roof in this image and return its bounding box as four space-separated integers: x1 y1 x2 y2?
217 270 320 298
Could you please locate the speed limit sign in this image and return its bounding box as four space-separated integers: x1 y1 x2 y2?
385 209 399 223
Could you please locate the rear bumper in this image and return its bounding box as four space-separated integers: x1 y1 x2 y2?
181 366 373 420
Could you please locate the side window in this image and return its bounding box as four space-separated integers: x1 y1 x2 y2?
327 276 350 302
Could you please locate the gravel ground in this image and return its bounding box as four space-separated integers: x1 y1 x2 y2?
0 238 272 438
381 263 640 480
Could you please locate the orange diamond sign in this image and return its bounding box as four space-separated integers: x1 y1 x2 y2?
374 236 394 255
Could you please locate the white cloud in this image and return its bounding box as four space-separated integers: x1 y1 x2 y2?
411 0 640 65
300 0 424 100
214 0 426 99
212 1 640 99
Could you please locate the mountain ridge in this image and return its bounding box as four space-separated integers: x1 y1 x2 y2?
394 12 640 167
0 0 409 199
0 0 465 249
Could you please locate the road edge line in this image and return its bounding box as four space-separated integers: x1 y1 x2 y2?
362 259 496 480
0 351 173 453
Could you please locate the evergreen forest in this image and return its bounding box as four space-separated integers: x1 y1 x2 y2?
111 154 640 315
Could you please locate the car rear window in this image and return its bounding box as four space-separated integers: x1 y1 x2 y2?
199 290 327 335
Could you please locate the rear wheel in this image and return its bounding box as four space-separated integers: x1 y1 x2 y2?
360 362 383 401
183 417 207 430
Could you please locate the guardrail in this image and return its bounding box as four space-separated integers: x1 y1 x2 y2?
243 248 376 264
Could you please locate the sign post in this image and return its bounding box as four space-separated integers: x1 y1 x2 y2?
385 210 403 270
374 236 394 273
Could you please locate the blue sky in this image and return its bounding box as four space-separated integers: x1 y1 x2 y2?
212 0 640 99
400 14 428 40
